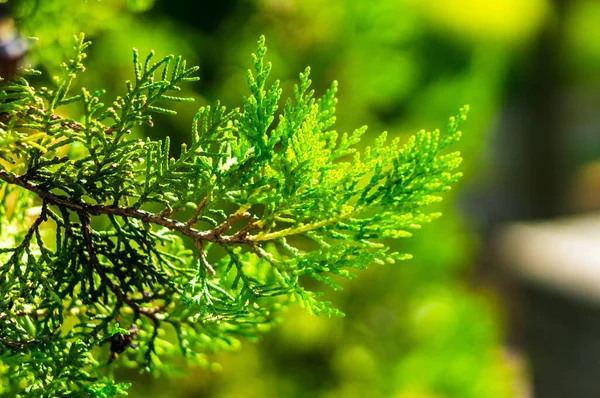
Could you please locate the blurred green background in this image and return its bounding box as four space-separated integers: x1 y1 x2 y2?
13 0 600 396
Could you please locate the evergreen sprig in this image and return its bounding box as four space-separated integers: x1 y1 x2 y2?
0 34 467 396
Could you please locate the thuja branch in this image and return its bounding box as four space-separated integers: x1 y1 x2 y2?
0 34 467 396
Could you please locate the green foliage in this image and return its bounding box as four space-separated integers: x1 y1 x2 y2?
0 34 466 396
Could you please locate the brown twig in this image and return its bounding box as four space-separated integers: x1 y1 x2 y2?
232 214 261 240
206 209 251 240
0 326 61 350
0 170 256 245
195 241 216 276
185 195 210 226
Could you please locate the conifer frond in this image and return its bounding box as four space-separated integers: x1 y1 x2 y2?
0 34 467 396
